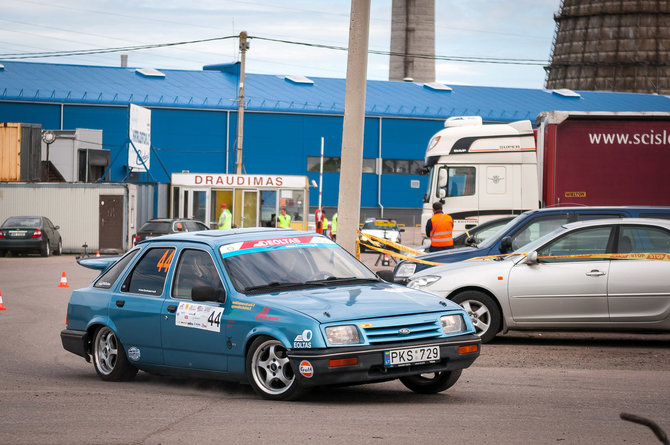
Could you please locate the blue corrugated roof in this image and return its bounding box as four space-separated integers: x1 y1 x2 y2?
1 60 669 122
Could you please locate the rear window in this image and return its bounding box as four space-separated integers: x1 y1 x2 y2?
139 222 171 233
2 217 41 228
639 213 670 220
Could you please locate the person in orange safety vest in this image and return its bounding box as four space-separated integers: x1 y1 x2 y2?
425 201 454 252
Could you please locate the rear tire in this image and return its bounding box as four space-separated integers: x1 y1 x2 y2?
451 290 501 343
41 238 50 257
400 369 462 394
92 326 138 381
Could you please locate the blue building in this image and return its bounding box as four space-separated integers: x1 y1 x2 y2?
1 60 670 225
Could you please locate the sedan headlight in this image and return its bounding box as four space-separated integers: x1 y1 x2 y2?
407 275 441 288
395 262 417 278
325 325 361 345
441 315 465 334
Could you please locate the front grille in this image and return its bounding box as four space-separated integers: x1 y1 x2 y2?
360 314 443 344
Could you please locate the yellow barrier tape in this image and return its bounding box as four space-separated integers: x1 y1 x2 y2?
357 239 444 266
357 231 424 257
467 252 670 262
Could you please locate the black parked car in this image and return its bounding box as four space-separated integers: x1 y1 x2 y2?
133 218 209 245
0 216 63 257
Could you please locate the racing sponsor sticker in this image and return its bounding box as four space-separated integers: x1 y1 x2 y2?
231 301 255 311
175 302 224 332
299 360 313 378
256 306 279 321
220 236 334 257
293 329 312 348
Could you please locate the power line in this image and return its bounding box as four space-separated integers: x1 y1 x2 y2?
0 34 549 66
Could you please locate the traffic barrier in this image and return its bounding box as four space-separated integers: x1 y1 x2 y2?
58 271 70 288
0 290 6 311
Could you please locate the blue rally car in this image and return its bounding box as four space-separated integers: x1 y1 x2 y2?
61 228 480 400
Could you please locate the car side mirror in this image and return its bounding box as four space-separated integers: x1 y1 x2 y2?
438 189 446 199
466 236 475 246
500 236 513 253
399 228 405 233
54 225 60 230
375 270 395 282
192 286 225 303
525 251 538 264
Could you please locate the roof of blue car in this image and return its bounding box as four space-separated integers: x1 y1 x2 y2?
151 227 323 247
2 60 669 122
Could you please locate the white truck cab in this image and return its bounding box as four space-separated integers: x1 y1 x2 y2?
421 116 539 236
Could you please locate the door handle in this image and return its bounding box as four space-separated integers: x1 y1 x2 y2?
167 305 178 313
586 270 606 277
115 300 125 307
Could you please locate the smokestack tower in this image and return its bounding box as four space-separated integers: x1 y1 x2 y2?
545 0 670 94
389 0 435 83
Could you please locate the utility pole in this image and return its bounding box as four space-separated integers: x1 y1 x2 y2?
235 31 249 174
337 0 370 254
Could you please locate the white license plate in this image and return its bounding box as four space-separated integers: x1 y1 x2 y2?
9 230 26 237
384 346 440 367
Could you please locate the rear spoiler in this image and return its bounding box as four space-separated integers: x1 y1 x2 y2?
76 256 121 271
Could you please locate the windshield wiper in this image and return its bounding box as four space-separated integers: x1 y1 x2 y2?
305 276 380 285
244 281 308 293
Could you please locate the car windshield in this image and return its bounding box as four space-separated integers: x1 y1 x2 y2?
2 217 41 228
477 212 529 249
362 221 397 231
511 225 568 255
221 242 377 294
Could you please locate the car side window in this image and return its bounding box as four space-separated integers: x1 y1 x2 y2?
121 247 175 296
94 249 139 289
537 227 613 263
511 215 568 251
172 249 224 300
618 226 670 254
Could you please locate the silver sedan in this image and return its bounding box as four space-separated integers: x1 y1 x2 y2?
407 218 670 343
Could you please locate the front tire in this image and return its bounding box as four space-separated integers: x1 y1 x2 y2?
54 239 62 255
92 326 137 381
451 290 501 343
400 369 462 394
246 336 304 401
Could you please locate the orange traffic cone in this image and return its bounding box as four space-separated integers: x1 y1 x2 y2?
382 253 390 267
96 250 100 257
58 271 70 288
0 290 6 311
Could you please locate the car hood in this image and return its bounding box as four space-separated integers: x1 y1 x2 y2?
411 255 518 279
251 282 457 323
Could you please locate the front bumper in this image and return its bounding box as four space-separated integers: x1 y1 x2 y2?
287 334 480 387
61 329 90 362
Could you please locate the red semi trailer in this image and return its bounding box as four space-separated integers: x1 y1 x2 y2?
537 111 670 207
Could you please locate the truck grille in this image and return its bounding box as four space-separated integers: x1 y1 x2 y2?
360 314 443 345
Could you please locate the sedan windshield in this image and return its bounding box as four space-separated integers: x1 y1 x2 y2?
222 244 377 294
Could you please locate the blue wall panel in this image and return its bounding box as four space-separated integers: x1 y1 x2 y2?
381 118 443 158
0 102 61 129
152 109 229 178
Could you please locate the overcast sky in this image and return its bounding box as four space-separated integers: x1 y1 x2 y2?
1 0 561 89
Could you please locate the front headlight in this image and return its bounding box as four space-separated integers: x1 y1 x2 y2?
395 262 417 278
407 275 441 288
441 315 465 334
325 325 361 345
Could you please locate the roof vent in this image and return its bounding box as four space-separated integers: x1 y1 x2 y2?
552 88 581 98
424 82 452 92
136 68 166 78
284 75 314 85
